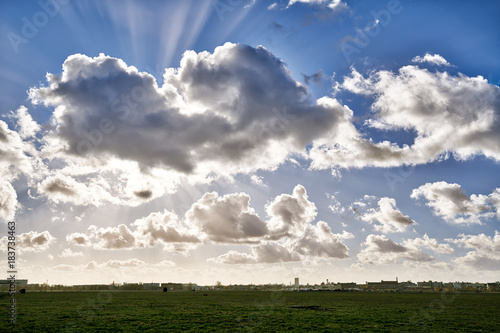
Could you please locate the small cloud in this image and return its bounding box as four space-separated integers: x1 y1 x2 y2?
1 231 56 253
412 53 451 66
66 232 92 246
59 248 84 257
286 0 348 11
250 174 267 187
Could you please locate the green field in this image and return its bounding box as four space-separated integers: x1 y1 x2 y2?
1 291 499 332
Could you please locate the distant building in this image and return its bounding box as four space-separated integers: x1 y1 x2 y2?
366 278 399 291
398 281 417 291
294 278 299 288
143 283 160 290
333 282 357 290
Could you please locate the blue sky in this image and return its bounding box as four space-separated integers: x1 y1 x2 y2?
0 0 499 286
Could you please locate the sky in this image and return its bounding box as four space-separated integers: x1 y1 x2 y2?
0 0 499 286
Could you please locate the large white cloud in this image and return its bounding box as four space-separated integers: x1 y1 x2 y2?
21 43 386 209
29 44 350 180
411 181 497 224
337 62 500 167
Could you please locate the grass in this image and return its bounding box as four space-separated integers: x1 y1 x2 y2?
1 291 499 332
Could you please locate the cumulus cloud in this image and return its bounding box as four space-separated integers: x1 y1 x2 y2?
29 44 350 181
334 63 500 168
411 182 497 224
354 196 415 233
1 231 55 253
208 185 350 264
71 184 348 263
66 232 92 246
89 224 136 250
59 248 84 257
412 53 451 66
287 221 349 258
266 184 317 238
357 234 436 264
186 192 268 244
132 210 201 248
446 231 500 270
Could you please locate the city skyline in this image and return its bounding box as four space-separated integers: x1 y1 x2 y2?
0 0 499 286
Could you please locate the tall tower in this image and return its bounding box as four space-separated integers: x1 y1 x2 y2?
294 278 299 287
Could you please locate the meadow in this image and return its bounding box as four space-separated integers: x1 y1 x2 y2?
1 291 499 332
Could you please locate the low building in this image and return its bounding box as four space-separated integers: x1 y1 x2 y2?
366 278 399 291
333 282 357 290
143 283 160 290
398 281 417 291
